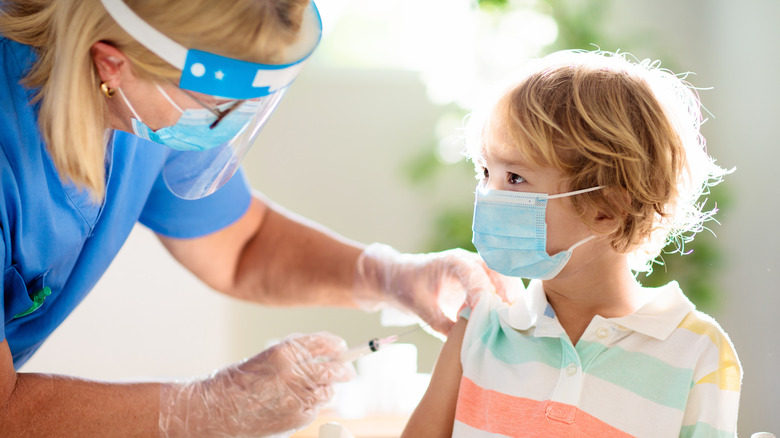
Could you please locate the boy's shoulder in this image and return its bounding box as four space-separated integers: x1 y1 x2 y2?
675 308 742 394
649 283 742 387
675 307 740 361
643 281 737 352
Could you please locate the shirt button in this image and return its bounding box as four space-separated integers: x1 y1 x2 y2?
566 363 578 376
596 327 609 339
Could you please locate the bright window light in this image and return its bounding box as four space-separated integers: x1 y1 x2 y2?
316 0 558 109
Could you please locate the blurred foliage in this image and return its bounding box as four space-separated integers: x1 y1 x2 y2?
635 184 732 312
539 0 615 52
477 0 510 9
406 0 727 314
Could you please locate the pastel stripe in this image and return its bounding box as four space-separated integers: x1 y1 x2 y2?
579 340 692 410
478 309 694 410
680 422 738 438
477 310 562 369
456 287 741 437
682 381 740 432
678 313 741 392
615 328 719 370
464 339 688 437
455 376 632 438
579 374 685 437
461 354 562 401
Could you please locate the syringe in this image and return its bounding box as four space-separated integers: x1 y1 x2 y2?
335 335 398 362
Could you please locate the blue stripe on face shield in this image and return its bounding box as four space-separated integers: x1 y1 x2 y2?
179 49 306 100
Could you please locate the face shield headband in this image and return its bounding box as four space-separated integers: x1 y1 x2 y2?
100 0 322 199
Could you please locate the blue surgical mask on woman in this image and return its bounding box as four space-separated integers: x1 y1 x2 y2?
472 186 602 280
118 84 258 152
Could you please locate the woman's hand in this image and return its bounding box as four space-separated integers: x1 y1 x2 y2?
158 332 355 438
353 243 508 335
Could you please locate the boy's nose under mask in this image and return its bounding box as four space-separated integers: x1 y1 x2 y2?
472 186 602 280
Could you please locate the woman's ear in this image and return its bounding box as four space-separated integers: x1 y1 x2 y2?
91 41 131 89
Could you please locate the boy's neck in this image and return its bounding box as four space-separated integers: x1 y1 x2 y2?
541 256 642 346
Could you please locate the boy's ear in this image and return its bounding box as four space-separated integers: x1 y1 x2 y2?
592 210 618 233
591 187 630 232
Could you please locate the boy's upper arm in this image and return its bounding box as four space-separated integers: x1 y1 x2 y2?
402 316 468 438
680 329 742 437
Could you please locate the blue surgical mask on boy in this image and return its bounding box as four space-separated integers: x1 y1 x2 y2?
472 186 602 280
118 85 259 152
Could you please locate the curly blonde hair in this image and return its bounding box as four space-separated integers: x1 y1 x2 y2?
0 0 308 200
466 50 729 272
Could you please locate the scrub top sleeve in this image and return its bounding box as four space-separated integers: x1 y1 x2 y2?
139 167 252 239
0 237 6 343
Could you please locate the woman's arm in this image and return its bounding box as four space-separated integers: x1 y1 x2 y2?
159 195 499 334
158 195 365 307
0 332 354 437
0 339 160 437
401 316 468 438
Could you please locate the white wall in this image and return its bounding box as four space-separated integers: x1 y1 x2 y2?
607 0 780 433
707 1 780 433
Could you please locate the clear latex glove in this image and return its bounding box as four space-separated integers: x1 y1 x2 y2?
158 332 356 438
353 243 508 335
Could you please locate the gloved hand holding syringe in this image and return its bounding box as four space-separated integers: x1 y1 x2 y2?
258 325 427 438
159 332 357 438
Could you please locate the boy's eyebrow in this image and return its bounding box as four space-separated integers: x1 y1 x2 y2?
488 146 534 173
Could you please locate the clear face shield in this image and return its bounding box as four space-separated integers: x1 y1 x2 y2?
100 0 322 199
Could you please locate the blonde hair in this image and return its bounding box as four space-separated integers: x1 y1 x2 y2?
465 50 729 272
0 0 308 200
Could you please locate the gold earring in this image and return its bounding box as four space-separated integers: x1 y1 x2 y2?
100 81 116 98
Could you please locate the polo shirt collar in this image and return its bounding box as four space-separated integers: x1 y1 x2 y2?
499 280 560 336
498 279 695 341
611 280 694 340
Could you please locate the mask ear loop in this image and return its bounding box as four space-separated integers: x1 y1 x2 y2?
567 234 596 252
541 235 597 281
154 83 184 114
543 186 603 280
548 186 603 251
117 87 143 123
548 186 604 199
547 186 605 251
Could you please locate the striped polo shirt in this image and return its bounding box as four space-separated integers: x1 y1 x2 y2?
454 280 741 437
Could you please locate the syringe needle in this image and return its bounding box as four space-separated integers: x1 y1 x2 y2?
335 335 398 362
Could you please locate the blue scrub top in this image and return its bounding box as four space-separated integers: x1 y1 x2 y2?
0 38 252 368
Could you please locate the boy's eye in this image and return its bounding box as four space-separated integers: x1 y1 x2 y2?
481 167 489 179
509 173 525 184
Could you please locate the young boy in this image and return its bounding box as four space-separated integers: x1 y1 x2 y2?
402 50 740 437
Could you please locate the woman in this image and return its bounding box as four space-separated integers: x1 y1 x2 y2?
0 0 497 436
